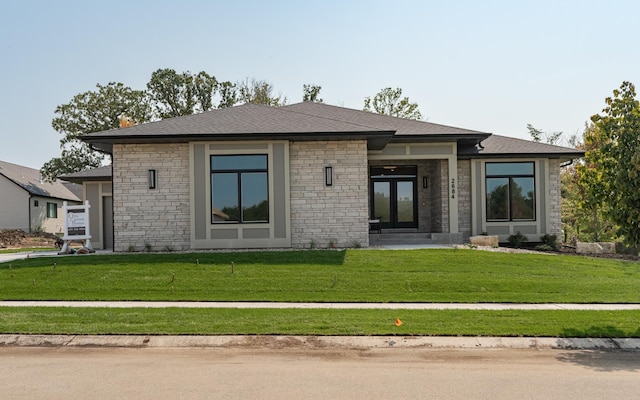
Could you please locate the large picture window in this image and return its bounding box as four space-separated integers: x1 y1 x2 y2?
485 162 535 221
211 155 269 223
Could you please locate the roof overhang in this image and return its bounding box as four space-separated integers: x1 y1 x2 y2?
83 130 396 153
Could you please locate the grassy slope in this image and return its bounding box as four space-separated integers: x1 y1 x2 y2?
1 249 639 303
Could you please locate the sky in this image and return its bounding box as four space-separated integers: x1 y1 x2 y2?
1 0 639 170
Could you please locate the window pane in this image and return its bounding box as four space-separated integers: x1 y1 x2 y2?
486 162 534 176
511 177 535 220
396 181 414 223
212 155 267 171
486 178 509 220
242 172 268 222
373 182 391 223
212 173 239 222
47 203 57 218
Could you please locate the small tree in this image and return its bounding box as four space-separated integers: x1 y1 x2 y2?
302 84 323 103
363 87 422 120
237 78 287 106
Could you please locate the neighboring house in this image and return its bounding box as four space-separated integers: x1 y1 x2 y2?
0 160 82 234
77 102 583 252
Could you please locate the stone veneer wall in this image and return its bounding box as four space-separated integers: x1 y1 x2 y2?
457 159 471 240
289 140 369 248
112 143 190 252
429 160 449 233
547 159 562 238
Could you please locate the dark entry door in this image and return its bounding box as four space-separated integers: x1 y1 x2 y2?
371 166 418 229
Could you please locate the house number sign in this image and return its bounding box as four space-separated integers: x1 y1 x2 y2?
451 178 456 199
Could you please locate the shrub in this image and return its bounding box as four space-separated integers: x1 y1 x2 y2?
540 234 558 250
507 231 528 248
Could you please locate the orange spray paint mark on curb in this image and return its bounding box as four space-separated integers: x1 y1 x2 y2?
395 318 403 326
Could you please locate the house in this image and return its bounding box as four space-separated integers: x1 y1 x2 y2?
75 102 583 251
0 160 82 234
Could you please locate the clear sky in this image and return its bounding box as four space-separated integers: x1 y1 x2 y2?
1 0 638 169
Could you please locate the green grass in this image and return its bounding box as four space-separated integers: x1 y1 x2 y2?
1 307 639 337
1 249 639 303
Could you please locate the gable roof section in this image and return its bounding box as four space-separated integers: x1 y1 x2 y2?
458 134 584 159
0 160 81 201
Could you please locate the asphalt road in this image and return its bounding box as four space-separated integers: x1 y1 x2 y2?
2 347 639 400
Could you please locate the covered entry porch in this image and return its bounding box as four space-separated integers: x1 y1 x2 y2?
367 142 463 246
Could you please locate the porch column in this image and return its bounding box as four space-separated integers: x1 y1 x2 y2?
448 155 459 233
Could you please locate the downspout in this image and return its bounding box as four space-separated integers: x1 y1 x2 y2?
560 160 573 167
28 194 32 233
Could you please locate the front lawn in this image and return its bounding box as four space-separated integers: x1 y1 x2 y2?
1 249 639 303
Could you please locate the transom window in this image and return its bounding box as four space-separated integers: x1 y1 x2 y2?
485 162 535 221
211 155 269 223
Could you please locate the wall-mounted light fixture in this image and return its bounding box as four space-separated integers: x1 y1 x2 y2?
325 166 333 186
423 176 428 188
148 169 157 189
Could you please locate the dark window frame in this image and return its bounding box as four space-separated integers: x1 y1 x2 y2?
485 162 536 222
210 154 269 224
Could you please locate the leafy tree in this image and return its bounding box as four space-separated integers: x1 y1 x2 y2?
363 87 422 120
42 82 152 181
147 68 222 118
581 81 640 246
237 78 287 106
216 80 238 108
526 124 563 145
303 84 323 103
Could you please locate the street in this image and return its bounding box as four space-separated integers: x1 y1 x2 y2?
1 346 638 399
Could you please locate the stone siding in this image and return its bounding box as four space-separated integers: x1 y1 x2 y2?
289 140 369 248
457 159 471 239
429 160 449 233
548 159 562 238
112 143 190 252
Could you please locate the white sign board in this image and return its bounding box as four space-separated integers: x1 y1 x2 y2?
60 200 93 253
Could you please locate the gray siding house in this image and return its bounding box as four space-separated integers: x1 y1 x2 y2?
0 160 81 234
75 102 582 251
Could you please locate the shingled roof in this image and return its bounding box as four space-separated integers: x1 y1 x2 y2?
0 160 81 201
82 102 493 152
458 134 584 159
59 165 112 184
81 101 583 160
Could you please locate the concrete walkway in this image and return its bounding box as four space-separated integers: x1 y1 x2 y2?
2 300 640 310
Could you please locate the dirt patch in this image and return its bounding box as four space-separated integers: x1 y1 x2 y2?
0 229 60 249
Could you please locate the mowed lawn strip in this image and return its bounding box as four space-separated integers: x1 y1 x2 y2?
1 307 639 337
1 249 639 303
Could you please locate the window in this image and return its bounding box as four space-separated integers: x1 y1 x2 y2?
34 200 39 207
485 162 535 221
46 202 58 218
211 155 269 223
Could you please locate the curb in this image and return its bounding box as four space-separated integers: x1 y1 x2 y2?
1 335 639 350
